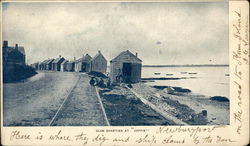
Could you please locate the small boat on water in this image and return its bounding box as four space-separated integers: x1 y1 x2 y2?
188 72 197 75
166 74 174 76
154 73 161 75
180 72 187 74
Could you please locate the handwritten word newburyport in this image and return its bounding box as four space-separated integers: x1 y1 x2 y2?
156 126 223 138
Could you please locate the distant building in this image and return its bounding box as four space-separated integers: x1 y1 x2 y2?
2 40 37 83
60 60 68 72
90 51 107 74
110 50 142 83
45 59 55 70
75 54 92 72
66 58 76 72
52 56 65 71
39 59 49 70
2 41 25 68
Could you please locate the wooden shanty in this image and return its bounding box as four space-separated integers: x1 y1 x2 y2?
39 59 49 70
66 59 76 72
75 54 92 72
45 59 54 70
110 50 142 83
90 51 107 74
60 60 68 72
52 55 65 71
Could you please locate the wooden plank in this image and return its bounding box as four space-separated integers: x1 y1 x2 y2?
95 86 110 126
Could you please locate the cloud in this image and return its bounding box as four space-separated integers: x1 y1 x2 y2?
3 2 228 65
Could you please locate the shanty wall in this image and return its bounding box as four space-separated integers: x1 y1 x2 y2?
46 62 53 70
75 62 82 72
91 56 107 74
83 62 91 72
75 61 91 72
110 55 141 83
66 62 75 72
53 59 65 71
61 62 68 72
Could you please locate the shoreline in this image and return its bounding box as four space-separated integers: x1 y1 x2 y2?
3 71 229 126
97 81 229 125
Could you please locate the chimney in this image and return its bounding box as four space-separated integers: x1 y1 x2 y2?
74 57 76 60
136 52 138 57
59 55 61 58
3 40 8 48
15 44 18 49
98 50 101 54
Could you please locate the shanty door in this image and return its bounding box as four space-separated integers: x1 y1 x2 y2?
122 63 132 83
82 63 87 72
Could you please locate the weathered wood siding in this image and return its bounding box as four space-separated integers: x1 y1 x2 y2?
91 55 107 73
131 63 142 83
52 58 65 71
66 62 75 72
110 50 142 83
61 61 68 72
75 62 82 72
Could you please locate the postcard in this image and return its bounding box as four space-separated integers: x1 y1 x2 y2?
1 0 249 145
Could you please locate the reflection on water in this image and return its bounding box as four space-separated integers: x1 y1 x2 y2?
142 67 229 98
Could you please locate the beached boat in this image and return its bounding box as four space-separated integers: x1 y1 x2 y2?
180 72 187 74
188 72 197 75
154 73 161 75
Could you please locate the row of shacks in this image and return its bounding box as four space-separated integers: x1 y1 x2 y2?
31 50 142 84
31 50 107 73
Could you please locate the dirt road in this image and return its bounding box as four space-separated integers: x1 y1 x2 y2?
51 74 108 126
3 72 107 126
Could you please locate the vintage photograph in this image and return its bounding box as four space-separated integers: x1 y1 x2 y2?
2 1 229 126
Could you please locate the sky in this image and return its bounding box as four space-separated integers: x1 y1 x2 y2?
2 2 229 65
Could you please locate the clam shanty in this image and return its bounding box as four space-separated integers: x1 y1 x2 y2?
110 50 142 84
90 51 107 74
45 59 54 70
66 58 76 72
61 60 68 72
39 59 49 70
52 55 65 71
75 54 92 72
30 50 142 84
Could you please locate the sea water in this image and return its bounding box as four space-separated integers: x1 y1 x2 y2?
142 67 229 98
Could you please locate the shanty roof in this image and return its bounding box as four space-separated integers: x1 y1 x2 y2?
41 59 50 64
75 58 82 63
52 57 65 63
110 50 142 63
76 54 92 63
61 60 68 65
82 54 92 62
4 46 25 55
91 51 107 62
45 59 54 64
